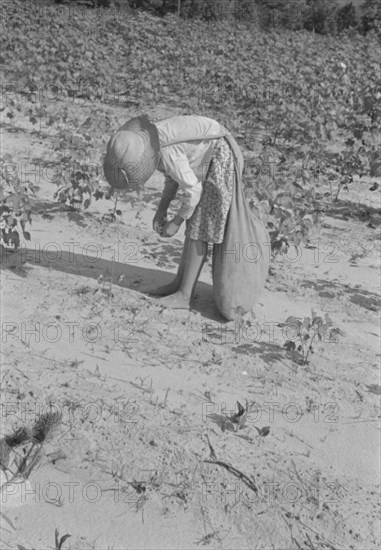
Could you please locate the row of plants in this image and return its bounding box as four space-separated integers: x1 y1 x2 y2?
53 0 381 36
0 103 131 249
1 1 380 252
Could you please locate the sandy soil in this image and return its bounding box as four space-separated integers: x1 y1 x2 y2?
0 101 380 550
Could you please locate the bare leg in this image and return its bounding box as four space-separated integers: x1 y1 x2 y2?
158 239 208 309
148 238 190 296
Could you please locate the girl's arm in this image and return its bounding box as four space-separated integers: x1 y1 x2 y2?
157 176 179 213
153 176 181 235
161 145 202 220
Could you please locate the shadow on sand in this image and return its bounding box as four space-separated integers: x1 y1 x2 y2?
301 278 381 311
0 244 227 322
324 198 381 225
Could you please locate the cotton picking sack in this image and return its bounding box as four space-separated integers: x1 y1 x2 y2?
212 134 270 321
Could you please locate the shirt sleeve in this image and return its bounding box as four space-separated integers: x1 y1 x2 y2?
161 144 203 220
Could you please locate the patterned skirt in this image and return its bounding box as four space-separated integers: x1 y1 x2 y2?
185 137 234 244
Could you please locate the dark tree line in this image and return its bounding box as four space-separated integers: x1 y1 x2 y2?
52 0 380 36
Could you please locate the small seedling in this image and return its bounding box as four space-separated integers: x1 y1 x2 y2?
102 194 122 223
54 158 107 212
280 310 344 364
55 529 71 550
195 530 221 546
223 400 248 432
254 426 270 437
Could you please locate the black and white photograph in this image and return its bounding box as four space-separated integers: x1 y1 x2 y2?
0 1 380 548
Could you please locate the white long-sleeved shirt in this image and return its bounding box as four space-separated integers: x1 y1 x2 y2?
155 115 229 220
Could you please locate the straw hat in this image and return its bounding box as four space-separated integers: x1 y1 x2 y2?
103 115 160 191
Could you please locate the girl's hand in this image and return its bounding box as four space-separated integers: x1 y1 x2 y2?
161 216 184 238
153 210 167 234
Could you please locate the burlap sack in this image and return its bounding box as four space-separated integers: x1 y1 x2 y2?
212 134 270 321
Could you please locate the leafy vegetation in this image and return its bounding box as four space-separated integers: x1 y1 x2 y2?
1 0 380 251
0 410 62 481
111 0 378 35
0 156 34 250
280 311 345 364
361 0 381 37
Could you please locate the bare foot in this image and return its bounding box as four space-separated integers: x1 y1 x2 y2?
147 282 180 297
157 291 190 310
